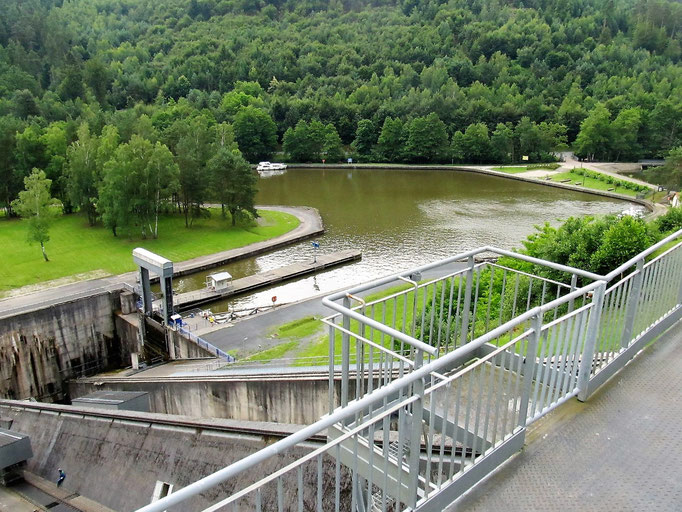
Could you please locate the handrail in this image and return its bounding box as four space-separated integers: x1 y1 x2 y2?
603 228 682 281
136 272 599 512
136 232 682 512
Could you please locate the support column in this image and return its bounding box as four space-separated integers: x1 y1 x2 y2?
139 267 152 317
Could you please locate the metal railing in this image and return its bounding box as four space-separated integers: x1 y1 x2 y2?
176 325 235 362
136 229 682 512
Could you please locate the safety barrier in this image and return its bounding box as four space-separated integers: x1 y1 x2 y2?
136 228 682 512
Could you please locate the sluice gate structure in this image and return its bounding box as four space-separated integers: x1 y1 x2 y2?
138 228 682 512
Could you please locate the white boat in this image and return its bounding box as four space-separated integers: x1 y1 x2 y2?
256 161 287 172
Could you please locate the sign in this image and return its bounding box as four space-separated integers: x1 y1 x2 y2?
272 296 277 303
347 158 353 164
522 155 529 161
312 241 320 249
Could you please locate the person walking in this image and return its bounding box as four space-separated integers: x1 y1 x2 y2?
56 468 66 487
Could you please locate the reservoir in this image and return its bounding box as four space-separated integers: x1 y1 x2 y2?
171 167 634 312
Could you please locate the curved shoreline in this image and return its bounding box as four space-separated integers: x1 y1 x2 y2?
171 205 324 277
286 163 654 213
0 206 323 313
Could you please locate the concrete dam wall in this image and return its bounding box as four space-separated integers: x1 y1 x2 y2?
69 374 341 425
0 400 351 512
0 291 137 401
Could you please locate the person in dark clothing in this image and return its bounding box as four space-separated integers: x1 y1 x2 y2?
57 468 66 487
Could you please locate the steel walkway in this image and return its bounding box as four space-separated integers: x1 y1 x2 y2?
449 322 682 512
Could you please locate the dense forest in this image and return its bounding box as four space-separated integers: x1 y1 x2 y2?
1 0 681 223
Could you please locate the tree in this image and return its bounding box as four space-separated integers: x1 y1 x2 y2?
67 123 120 225
450 131 466 163
376 117 404 163
99 136 179 238
463 123 490 164
404 113 449 163
575 104 612 161
490 123 514 164
233 106 278 163
351 119 376 160
283 120 327 162
11 169 61 262
0 115 25 216
611 108 641 161
207 148 258 225
172 115 216 227
323 124 344 162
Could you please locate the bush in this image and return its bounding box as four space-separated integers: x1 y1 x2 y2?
656 206 682 233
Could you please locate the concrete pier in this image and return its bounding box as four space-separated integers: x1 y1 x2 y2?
171 249 361 310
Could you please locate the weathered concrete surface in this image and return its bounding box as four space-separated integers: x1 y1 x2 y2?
0 291 136 401
69 373 336 425
447 321 682 512
0 400 350 512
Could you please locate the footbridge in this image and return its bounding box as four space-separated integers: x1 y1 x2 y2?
131 227 680 512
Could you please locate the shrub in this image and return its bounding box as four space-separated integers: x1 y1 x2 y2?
656 206 682 233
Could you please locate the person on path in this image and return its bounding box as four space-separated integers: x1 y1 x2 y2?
57 468 66 487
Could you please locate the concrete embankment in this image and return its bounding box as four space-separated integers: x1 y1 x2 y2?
0 291 137 401
172 249 361 309
0 399 349 512
69 370 342 425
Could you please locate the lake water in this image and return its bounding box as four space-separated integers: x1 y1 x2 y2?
171 167 635 312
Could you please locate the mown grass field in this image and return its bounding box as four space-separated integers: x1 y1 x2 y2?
547 171 645 197
0 208 299 293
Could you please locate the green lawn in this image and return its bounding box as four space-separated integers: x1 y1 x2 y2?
547 171 645 197
492 164 561 173
0 208 299 292
493 166 534 173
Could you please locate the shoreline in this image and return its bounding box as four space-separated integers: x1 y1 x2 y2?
0 205 323 314
284 163 655 213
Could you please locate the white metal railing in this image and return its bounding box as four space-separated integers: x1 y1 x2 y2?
136 229 682 512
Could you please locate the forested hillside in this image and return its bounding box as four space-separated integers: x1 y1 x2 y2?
1 0 681 218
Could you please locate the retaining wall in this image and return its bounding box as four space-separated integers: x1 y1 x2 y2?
69 374 337 425
0 291 137 401
0 400 350 512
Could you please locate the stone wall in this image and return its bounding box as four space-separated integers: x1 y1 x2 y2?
0 400 351 512
0 291 136 401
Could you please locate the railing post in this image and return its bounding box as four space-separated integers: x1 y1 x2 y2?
459 256 475 345
407 349 424 508
678 260 682 305
328 318 336 414
567 273 578 313
341 296 351 409
620 259 644 349
577 281 606 402
518 312 541 427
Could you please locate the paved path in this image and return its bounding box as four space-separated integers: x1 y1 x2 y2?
448 320 682 512
0 206 322 319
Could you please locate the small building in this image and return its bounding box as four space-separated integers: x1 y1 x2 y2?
72 391 150 412
206 271 232 292
0 428 33 485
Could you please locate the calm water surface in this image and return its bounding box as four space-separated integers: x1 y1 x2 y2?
172 168 635 312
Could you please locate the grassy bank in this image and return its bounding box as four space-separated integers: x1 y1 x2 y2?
545 171 647 197
492 163 561 173
0 208 299 293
